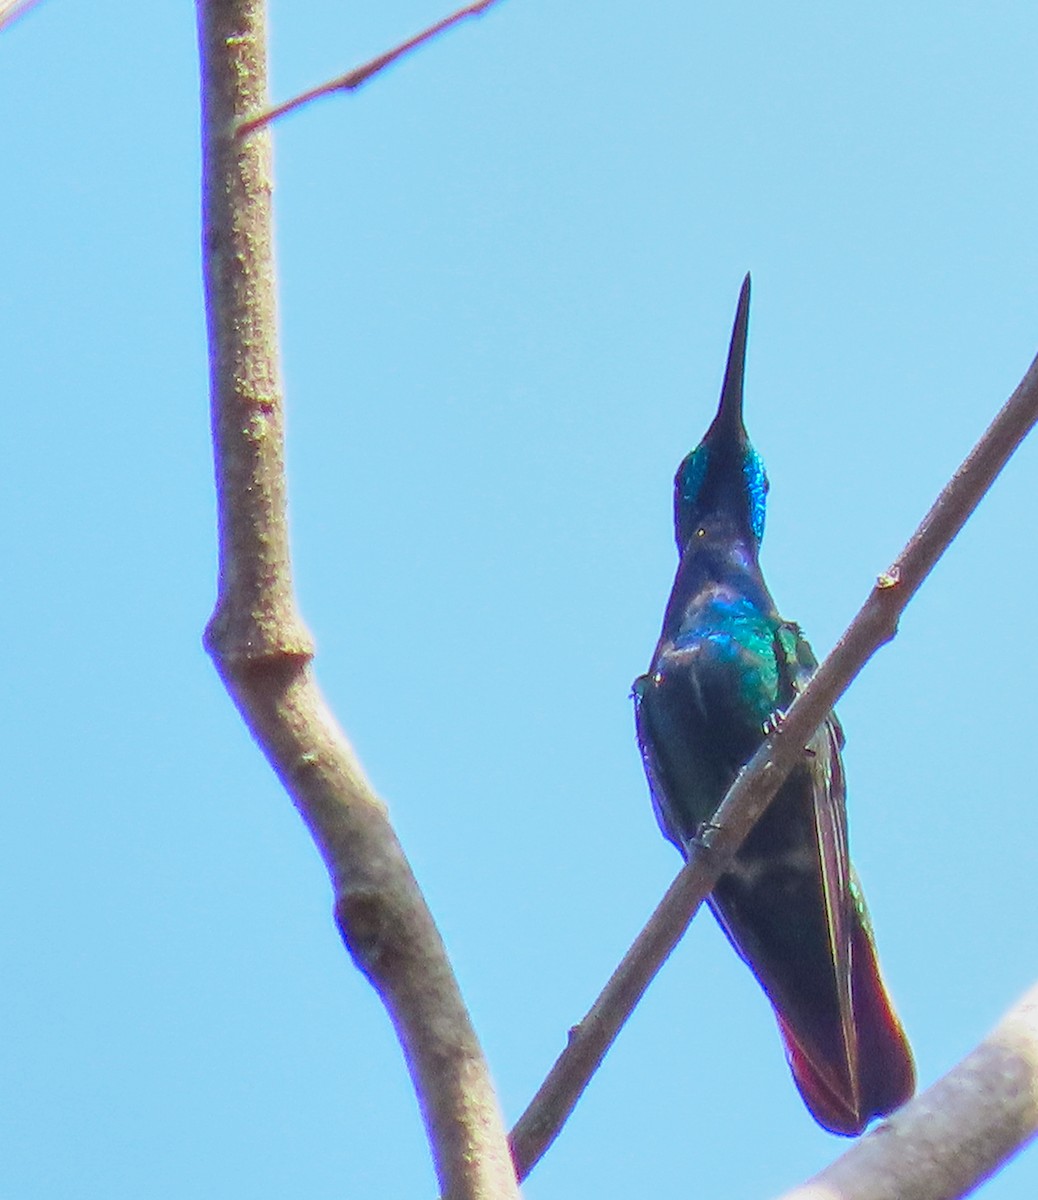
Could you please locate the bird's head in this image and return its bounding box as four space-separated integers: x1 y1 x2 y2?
673 274 769 553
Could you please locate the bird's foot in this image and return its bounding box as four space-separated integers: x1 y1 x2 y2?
762 709 785 736
688 820 722 853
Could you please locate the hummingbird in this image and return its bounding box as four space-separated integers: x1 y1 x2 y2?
633 275 914 1135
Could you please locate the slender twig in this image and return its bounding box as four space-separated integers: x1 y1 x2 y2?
196 3 519 1197
509 349 1038 1180
236 0 506 138
0 0 45 33
776 981 1038 1200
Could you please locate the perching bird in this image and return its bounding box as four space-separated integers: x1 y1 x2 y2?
633 276 914 1135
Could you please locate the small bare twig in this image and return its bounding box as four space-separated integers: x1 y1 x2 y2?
197 3 518 1197
776 981 1038 1200
0 0 45 34
509 349 1038 1180
236 0 506 138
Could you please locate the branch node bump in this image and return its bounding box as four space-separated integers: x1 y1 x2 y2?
336 886 395 979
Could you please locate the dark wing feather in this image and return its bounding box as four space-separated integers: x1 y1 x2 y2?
708 624 910 1135
708 712 865 1132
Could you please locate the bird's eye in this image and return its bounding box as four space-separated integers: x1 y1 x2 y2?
696 527 706 538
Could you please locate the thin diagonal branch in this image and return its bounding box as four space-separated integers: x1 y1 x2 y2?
776 981 1038 1200
509 349 1038 1181
0 0 45 33
236 0 506 138
196 3 518 1197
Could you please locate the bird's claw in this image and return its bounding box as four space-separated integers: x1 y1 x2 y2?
688 820 722 852
762 710 785 736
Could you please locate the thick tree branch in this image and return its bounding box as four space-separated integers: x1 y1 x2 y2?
196 3 518 1197
236 0 506 138
510 350 1038 1180
776 982 1038 1200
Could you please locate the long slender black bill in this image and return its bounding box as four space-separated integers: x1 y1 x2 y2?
715 272 752 436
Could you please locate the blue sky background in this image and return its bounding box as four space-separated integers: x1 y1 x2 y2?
4 2 1038 1197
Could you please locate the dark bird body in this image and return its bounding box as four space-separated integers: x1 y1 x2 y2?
634 277 914 1135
